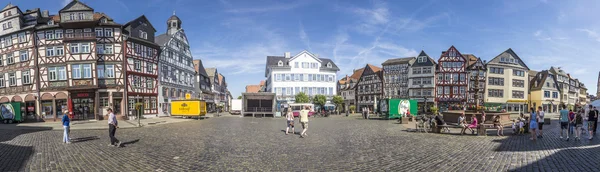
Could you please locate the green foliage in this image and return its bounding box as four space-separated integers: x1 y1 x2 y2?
332 96 343 106
430 106 439 115
295 92 311 103
349 105 356 112
313 95 327 110
237 96 242 99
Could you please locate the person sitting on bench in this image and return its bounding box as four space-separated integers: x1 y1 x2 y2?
466 115 478 135
459 113 474 135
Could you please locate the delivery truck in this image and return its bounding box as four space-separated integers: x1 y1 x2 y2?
170 100 207 118
230 99 242 115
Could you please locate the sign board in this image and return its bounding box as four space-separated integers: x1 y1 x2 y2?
185 93 191 100
0 102 22 122
171 100 206 116
387 99 418 119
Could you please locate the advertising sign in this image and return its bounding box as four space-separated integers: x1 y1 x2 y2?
1 102 22 122
170 100 207 116
387 99 418 119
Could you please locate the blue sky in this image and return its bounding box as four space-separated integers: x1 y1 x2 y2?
12 0 600 97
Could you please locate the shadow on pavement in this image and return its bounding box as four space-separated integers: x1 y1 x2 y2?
491 119 600 171
120 139 140 147
70 136 100 143
0 126 52 171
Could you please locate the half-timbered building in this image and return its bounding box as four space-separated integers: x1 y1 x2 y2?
156 13 196 116
356 64 383 111
465 55 486 109
382 57 415 99
35 0 125 120
0 4 40 121
435 46 468 111
123 15 160 118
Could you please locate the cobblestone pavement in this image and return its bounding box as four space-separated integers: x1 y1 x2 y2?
1 115 599 171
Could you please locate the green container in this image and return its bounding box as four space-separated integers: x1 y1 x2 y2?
378 99 418 119
1 102 23 123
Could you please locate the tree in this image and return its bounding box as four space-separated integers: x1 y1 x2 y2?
313 95 327 112
332 95 344 114
295 92 310 103
237 96 242 99
349 105 356 114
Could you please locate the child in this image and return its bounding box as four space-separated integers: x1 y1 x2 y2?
519 120 525 134
512 120 518 134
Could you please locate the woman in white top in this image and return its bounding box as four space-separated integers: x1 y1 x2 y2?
285 108 295 135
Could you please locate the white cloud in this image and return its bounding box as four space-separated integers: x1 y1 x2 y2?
224 1 305 14
299 22 311 51
534 30 542 37
577 28 600 42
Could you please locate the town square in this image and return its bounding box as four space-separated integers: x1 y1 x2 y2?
1 0 600 171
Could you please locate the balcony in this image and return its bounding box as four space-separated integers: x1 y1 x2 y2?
64 32 96 41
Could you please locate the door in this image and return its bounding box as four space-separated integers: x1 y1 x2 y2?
113 98 122 115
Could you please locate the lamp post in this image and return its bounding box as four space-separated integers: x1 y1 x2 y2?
420 84 425 113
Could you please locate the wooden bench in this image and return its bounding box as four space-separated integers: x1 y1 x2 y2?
478 122 512 136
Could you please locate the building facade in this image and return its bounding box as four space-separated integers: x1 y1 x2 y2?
435 46 468 111
193 59 211 100
156 13 195 116
466 56 486 109
549 67 570 108
579 82 587 107
123 15 160 118
264 51 339 104
483 49 529 113
529 70 560 113
408 51 436 112
356 64 382 111
205 68 220 112
382 57 415 99
0 4 40 121
339 68 364 112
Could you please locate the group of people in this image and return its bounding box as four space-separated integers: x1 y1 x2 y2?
361 107 371 119
62 108 122 147
285 106 311 138
527 105 598 141
456 111 504 136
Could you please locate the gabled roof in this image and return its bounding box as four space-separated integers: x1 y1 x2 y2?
205 68 217 77
193 59 208 77
218 73 224 84
467 57 486 70
382 57 415 65
60 0 94 12
289 50 322 62
367 64 382 73
319 58 340 71
123 15 157 32
463 54 478 66
412 50 437 67
338 75 350 85
245 85 261 93
2 3 15 12
530 70 560 91
154 34 169 46
265 52 340 76
350 68 365 80
549 66 567 76
488 48 530 70
529 70 539 77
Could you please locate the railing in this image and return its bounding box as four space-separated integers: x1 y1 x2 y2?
64 32 96 41
245 107 273 112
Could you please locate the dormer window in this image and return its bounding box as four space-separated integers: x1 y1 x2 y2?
139 30 147 39
327 62 332 68
278 60 283 66
47 20 54 25
69 13 75 20
101 18 107 23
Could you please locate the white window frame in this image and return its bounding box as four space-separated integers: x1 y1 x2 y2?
6 53 13 64
70 43 79 54
8 73 16 86
134 60 141 72
55 30 63 39
46 47 55 56
81 43 90 53
18 33 26 43
147 63 154 74
22 70 30 84
95 28 103 37
46 31 54 40
0 74 4 87
104 44 113 54
96 44 104 54
56 46 64 56
104 28 113 37
19 50 28 62
97 65 105 78
83 64 92 78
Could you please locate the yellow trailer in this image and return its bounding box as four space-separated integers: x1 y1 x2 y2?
170 100 207 117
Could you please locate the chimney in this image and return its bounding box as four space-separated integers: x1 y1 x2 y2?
284 52 291 58
42 10 49 17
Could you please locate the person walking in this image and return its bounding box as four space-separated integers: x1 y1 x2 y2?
592 107 599 135
62 110 71 144
568 109 576 135
285 107 295 135
299 106 310 138
529 108 539 141
537 106 545 138
588 107 598 140
559 105 570 141
575 109 584 140
107 108 121 147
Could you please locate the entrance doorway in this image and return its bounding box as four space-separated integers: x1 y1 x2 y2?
73 98 95 120
113 98 122 115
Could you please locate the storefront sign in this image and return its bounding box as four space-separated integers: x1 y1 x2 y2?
75 93 90 98
112 92 123 97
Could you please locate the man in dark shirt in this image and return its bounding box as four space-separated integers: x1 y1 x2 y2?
588 106 598 139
